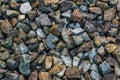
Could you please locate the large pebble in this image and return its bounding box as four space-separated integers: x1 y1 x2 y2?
61 55 72 66
90 71 102 80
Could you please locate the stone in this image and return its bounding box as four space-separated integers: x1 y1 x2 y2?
84 21 96 33
84 72 92 80
9 18 18 27
0 61 6 68
36 28 46 39
37 54 46 64
15 43 29 54
117 1 120 11
20 2 32 14
106 57 118 66
19 75 25 80
79 60 91 73
89 48 97 63
27 11 36 20
36 14 51 26
73 56 80 67
0 19 12 34
90 64 98 72
28 70 38 80
6 59 18 70
0 51 10 60
61 10 72 18
66 67 80 78
47 34 59 43
50 24 60 36
103 73 117 80
27 30 36 38
56 41 66 50
61 55 72 66
70 27 84 34
96 1 109 10
1 37 12 48
70 42 93 56
45 39 55 49
61 28 75 48
31 0 39 8
90 71 102 80
89 7 102 14
114 47 120 63
109 0 118 5
44 0 59 6
105 44 116 53
108 28 118 36
97 46 105 56
16 22 30 32
5 72 19 80
104 8 116 21
99 61 111 75
60 1 73 11
72 9 83 22
9 0 20 9
45 56 52 69
39 72 51 80
72 35 83 46
6 10 19 17
52 56 62 65
93 55 102 64
80 5 88 12
49 64 66 75
81 32 90 41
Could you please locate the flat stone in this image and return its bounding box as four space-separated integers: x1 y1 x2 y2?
61 55 72 66
104 8 116 21
45 56 52 69
5 72 19 80
90 71 102 80
89 7 102 14
6 10 19 17
66 67 80 78
39 72 51 80
36 14 51 26
47 33 59 43
20 2 32 14
28 70 38 80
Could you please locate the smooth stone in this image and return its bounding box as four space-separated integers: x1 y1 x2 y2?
5 72 18 80
45 39 55 49
39 72 51 80
99 61 111 75
73 56 80 67
36 14 51 26
20 2 32 14
90 71 102 80
70 27 84 34
61 55 72 66
6 10 19 17
36 28 46 39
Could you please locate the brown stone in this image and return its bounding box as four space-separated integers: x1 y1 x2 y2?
44 0 59 6
19 75 25 80
117 0 120 11
39 72 51 80
84 72 92 80
9 0 20 9
0 19 12 34
65 67 80 78
93 55 102 64
114 46 120 63
9 18 18 27
70 42 93 56
104 8 116 21
106 57 118 66
45 56 52 69
28 70 38 80
96 1 109 10
49 64 66 75
72 9 83 22
89 7 102 14
27 11 36 20
105 44 116 53
50 24 60 36
112 19 120 27
37 54 46 64
31 0 39 8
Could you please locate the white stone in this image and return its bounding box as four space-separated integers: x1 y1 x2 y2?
73 57 80 67
20 2 32 14
61 55 72 66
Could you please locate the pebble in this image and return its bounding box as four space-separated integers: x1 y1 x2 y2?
80 5 88 12
60 1 73 11
89 48 97 63
109 0 118 5
103 73 117 80
45 39 55 49
47 33 59 43
99 61 111 75
5 72 19 80
6 59 18 70
52 56 63 65
39 72 51 80
6 10 19 17
105 44 116 53
117 1 120 11
1 37 12 48
65 67 80 78
108 28 118 36
90 64 98 72
73 56 80 67
90 71 102 80
61 55 72 66
72 35 83 46
20 2 32 14
45 56 52 69
104 8 116 21
89 7 102 14
61 10 72 18
36 14 51 26
28 70 38 80
36 28 46 39
69 27 84 34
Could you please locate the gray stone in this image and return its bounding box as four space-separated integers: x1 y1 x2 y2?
61 55 72 66
70 27 84 34
61 10 72 18
89 48 97 63
73 56 80 67
109 0 118 5
90 64 98 72
6 59 18 70
90 71 102 80
36 28 46 39
1 37 12 49
80 5 88 12
72 35 83 46
117 1 120 11
47 33 59 43
0 61 6 68
99 61 111 75
5 72 18 80
36 14 51 26
27 30 36 38
80 32 90 41
20 2 32 14
108 28 118 36
45 39 55 49
16 22 30 32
